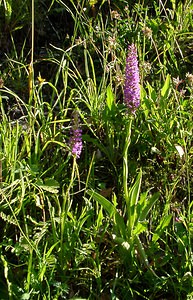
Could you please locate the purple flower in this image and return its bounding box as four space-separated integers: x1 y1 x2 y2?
124 44 140 112
69 111 83 159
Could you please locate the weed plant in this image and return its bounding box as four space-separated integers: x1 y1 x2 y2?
0 0 193 299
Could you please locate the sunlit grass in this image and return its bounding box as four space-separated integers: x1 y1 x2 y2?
0 0 193 299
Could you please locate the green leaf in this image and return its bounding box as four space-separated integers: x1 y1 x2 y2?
146 82 157 101
126 169 142 236
135 235 158 277
152 214 172 242
44 178 60 188
36 178 59 194
161 74 171 98
106 85 114 111
87 190 126 239
133 222 147 235
4 0 12 22
45 241 59 259
38 185 59 193
139 192 160 222
21 294 30 300
39 242 59 281
128 169 142 209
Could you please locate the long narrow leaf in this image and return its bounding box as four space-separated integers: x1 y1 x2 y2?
161 74 170 98
106 85 114 111
126 169 142 236
139 192 160 222
152 214 172 242
87 190 126 239
135 236 158 278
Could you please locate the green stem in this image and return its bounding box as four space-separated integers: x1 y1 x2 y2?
29 0 34 100
60 157 77 267
123 118 132 203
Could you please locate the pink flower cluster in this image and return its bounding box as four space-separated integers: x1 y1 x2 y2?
124 44 140 112
69 111 83 159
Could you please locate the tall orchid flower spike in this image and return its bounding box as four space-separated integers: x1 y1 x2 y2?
69 111 83 159
124 44 140 113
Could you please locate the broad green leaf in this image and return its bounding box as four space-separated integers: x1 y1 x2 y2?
126 169 142 236
139 192 160 222
161 74 171 98
36 180 59 194
87 190 126 239
44 178 60 188
128 169 142 208
36 178 59 193
152 214 172 242
106 85 114 111
137 190 149 212
96 207 104 230
133 222 147 235
146 82 157 101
